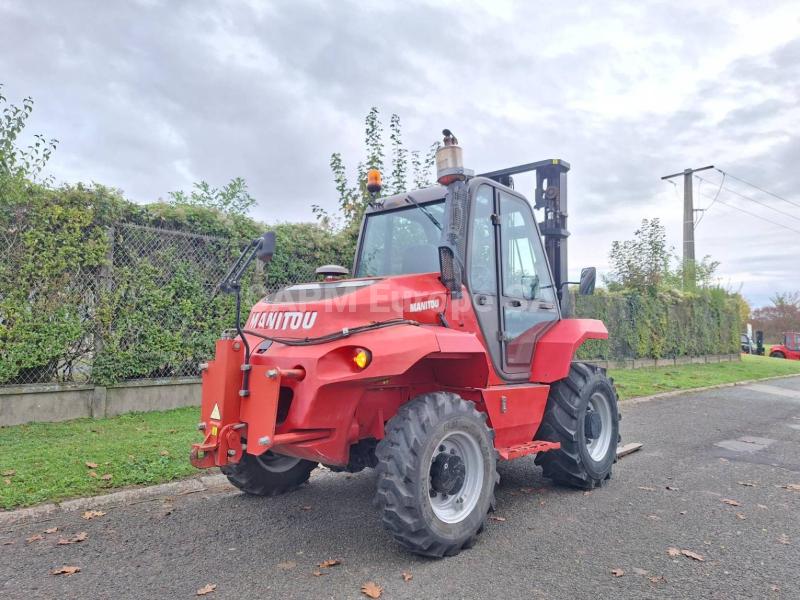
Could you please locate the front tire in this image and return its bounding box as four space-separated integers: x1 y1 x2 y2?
771 351 786 359
222 451 317 496
374 392 498 557
535 362 620 489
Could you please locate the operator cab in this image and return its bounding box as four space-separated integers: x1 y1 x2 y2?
353 177 560 380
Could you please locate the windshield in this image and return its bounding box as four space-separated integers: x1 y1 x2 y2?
355 200 445 277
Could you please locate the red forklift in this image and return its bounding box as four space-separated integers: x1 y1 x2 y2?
191 131 620 557
770 332 800 360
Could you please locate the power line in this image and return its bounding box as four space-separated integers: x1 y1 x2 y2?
696 189 800 235
716 168 800 210
696 174 800 223
694 172 725 226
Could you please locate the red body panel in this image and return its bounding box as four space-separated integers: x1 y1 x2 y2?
530 318 608 382
193 274 607 468
771 345 800 360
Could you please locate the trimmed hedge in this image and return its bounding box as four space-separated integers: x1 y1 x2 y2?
573 288 740 360
0 177 352 385
1 175 740 385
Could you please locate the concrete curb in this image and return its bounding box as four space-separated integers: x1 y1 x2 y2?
0 474 230 528
622 373 800 406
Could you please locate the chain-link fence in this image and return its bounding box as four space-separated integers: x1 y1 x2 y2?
1 220 738 387
0 223 316 387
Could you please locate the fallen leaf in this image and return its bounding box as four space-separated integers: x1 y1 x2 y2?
781 484 800 492
771 585 781 592
277 561 296 570
647 515 661 520
3 478 10 485
611 568 624 577
196 583 216 596
26 534 44 543
679 511 687 515
737 481 756 487
87 471 97 478
57 532 88 545
300 505 312 511
632 568 649 576
160 450 170 457
82 510 106 520
100 474 112 481
318 559 341 568
638 486 655 491
721 498 741 507
1 540 14 545
649 575 667 584
312 571 325 577
777 534 790 545
757 504 768 509
361 581 383 599
402 571 413 582
490 516 506 522
667 547 681 557
680 549 705 561
52 566 80 576
2 469 15 476
44 527 58 534
665 486 679 491
736 513 746 520
85 462 98 469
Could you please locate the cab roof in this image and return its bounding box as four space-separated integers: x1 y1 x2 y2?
365 185 445 214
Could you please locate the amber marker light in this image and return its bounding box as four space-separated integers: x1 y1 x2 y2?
353 348 372 369
366 169 382 194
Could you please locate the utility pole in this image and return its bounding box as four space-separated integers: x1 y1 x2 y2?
661 165 714 289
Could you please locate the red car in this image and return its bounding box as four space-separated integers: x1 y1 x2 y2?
770 332 800 360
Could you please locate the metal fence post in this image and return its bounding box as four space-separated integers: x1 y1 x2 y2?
94 226 115 363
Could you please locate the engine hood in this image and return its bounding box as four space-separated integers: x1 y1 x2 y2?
244 273 448 340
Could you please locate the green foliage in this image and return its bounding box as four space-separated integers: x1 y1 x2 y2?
321 107 437 229
573 287 741 360
168 177 256 216
0 85 58 180
0 180 348 386
606 218 720 292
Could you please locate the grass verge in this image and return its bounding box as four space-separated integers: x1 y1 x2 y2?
1 407 202 510
2 354 800 510
611 353 800 400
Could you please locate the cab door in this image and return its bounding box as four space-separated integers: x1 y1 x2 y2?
466 182 559 380
496 190 560 376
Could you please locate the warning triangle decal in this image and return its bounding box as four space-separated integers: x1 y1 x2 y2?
210 403 221 420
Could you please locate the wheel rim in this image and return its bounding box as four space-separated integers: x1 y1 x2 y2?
585 391 613 461
428 430 484 524
256 451 302 473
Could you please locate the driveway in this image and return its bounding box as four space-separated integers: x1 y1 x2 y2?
3 377 800 599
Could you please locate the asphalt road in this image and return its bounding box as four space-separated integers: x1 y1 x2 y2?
3 377 800 599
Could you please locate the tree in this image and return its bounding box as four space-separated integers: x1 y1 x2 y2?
0 84 58 182
605 219 671 292
606 218 720 292
168 177 256 216
751 291 800 343
320 107 438 228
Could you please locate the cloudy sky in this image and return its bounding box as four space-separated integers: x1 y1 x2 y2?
1 0 798 307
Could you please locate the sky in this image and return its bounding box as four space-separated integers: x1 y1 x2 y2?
1 0 799 308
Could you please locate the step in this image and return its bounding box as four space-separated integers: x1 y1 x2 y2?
497 440 561 461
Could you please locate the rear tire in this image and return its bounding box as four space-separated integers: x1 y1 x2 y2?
770 351 786 359
535 362 620 490
222 451 317 496
374 392 498 558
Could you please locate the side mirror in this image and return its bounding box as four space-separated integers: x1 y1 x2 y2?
256 231 276 263
579 267 596 296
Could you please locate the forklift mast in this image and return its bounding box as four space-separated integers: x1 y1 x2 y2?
479 159 571 315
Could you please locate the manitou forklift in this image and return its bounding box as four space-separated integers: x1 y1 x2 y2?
191 131 620 557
